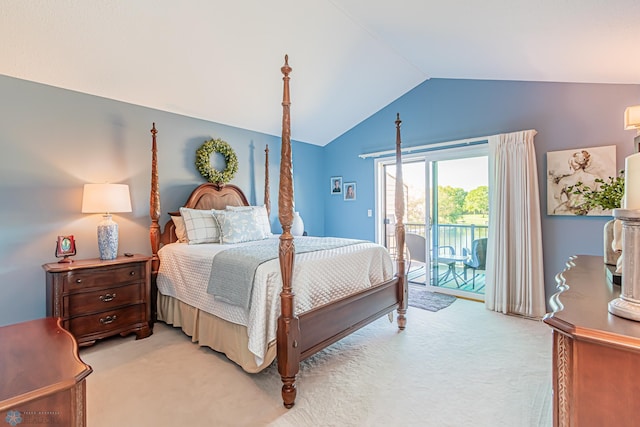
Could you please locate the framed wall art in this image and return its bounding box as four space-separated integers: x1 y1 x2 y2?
344 182 356 201
331 176 342 194
547 145 616 216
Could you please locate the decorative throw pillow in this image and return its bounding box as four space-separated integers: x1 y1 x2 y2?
179 207 220 244
214 209 269 244
170 215 188 243
226 205 272 237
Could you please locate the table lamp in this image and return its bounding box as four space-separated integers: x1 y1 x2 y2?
81 183 132 260
624 105 640 151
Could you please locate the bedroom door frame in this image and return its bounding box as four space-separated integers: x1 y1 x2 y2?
374 144 488 300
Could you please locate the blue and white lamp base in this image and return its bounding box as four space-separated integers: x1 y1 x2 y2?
97 214 119 260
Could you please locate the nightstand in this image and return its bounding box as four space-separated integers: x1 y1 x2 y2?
43 254 152 346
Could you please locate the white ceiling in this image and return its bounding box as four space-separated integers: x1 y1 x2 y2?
2 1 640 146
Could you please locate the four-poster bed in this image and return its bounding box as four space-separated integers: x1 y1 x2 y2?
148 56 407 408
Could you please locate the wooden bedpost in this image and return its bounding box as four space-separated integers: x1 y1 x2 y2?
265 145 271 217
150 123 161 274
277 55 301 409
394 113 407 329
149 123 161 322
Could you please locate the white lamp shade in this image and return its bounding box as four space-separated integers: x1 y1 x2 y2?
82 184 132 214
624 105 640 130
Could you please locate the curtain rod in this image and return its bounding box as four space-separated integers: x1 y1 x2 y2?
358 135 492 159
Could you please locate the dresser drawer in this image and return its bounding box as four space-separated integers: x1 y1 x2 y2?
65 282 144 317
67 304 146 338
62 263 146 291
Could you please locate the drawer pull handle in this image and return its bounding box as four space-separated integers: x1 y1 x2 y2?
99 293 116 302
100 315 117 325
75 279 82 284
129 271 136 276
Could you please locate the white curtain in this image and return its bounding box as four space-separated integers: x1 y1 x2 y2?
485 130 546 318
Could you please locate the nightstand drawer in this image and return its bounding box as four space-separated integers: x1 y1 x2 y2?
63 263 146 291
68 304 146 338
65 283 144 317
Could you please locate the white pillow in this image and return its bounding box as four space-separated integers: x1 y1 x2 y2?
226 205 272 237
179 207 220 244
214 209 269 244
170 215 188 243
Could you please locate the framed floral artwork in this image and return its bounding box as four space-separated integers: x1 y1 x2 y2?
547 145 616 216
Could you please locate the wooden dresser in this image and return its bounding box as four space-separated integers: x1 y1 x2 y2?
0 317 92 426
544 255 640 427
44 255 152 346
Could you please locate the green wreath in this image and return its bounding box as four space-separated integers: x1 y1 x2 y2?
195 138 238 184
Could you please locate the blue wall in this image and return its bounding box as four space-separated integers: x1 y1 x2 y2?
0 75 322 326
324 78 640 300
3 72 640 326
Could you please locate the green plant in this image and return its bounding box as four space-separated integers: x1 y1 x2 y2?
195 138 238 184
568 171 625 214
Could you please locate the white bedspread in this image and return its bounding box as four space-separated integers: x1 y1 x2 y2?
156 235 394 364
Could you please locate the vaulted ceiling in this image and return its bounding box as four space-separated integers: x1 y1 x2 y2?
2 1 640 146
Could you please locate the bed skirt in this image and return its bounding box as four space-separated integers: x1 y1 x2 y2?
156 292 277 373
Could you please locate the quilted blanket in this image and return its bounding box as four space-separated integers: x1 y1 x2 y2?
207 237 365 309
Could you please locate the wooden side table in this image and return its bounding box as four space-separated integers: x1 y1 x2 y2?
44 255 152 346
0 317 92 427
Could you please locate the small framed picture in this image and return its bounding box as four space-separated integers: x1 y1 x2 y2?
331 176 343 195
55 235 76 262
344 182 356 201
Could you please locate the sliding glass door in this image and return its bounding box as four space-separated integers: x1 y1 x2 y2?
376 145 489 300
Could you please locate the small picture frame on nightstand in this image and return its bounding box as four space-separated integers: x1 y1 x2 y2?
55 235 76 263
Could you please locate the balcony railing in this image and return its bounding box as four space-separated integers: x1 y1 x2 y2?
387 223 488 259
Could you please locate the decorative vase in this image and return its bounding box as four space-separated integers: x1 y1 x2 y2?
604 218 622 267
604 219 616 266
97 214 119 260
291 212 304 236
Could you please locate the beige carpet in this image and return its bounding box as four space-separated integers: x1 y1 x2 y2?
80 298 552 427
